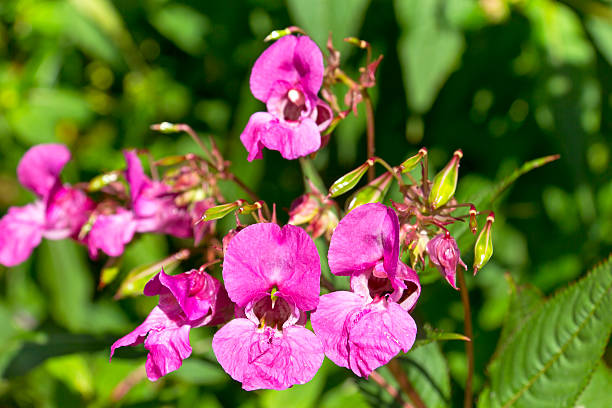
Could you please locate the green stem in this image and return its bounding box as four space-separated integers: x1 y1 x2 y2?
298 157 327 193
363 90 376 182
457 268 474 408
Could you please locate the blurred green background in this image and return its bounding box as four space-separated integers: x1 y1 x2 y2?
1 0 611 406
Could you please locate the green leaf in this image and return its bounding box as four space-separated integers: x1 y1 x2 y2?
490 276 544 364
286 0 371 55
574 362 612 407
394 0 464 113
151 4 210 55
401 343 451 408
484 256 612 407
587 16 612 66
411 325 470 349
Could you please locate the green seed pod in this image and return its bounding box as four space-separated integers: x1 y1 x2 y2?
400 147 427 173
428 149 462 209
346 172 393 212
328 159 373 198
473 212 495 275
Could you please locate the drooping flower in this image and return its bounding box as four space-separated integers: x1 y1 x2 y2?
311 203 420 378
240 35 332 161
212 223 324 390
427 232 467 289
0 144 94 267
110 267 232 381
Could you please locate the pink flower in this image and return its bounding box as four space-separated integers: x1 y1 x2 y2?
124 150 193 237
86 208 136 258
212 223 324 390
311 203 420 377
240 35 332 161
427 232 467 290
0 144 94 267
110 268 232 381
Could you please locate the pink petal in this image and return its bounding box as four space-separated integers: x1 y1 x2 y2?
110 305 192 381
223 223 320 311
240 112 277 161
124 150 152 206
17 144 71 198
250 35 324 102
212 318 324 390
310 291 366 369
347 301 417 378
87 210 136 258
43 186 95 240
329 203 400 281
392 262 421 311
0 203 45 267
261 117 321 160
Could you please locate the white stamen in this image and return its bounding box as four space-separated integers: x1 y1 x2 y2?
288 89 301 104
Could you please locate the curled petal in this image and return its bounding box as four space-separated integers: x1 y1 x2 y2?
310 291 365 369
250 35 324 102
223 223 320 311
124 150 152 207
240 112 276 161
110 306 191 381
391 262 421 312
212 318 324 390
329 203 400 283
17 144 71 198
145 268 229 323
0 203 45 267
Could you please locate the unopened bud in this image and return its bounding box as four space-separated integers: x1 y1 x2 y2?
288 194 320 225
473 212 495 275
155 154 188 166
469 205 478 235
309 209 338 240
328 159 373 197
400 148 427 173
264 26 305 42
428 149 462 209
88 171 120 192
199 200 245 222
346 172 393 212
238 201 263 215
150 122 180 134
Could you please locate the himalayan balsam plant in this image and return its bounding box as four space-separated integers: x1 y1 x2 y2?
1 27 608 408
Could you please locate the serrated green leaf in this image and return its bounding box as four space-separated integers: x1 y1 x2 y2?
489 276 544 364
485 256 612 407
574 361 612 407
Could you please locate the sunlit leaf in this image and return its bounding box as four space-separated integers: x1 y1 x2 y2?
484 256 612 407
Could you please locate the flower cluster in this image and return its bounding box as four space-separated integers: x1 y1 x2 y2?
0 145 219 268
1 31 496 394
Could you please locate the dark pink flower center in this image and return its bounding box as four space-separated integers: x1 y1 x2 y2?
283 88 307 121
253 296 292 330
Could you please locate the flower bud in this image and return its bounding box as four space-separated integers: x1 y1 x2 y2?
427 232 466 290
328 159 374 197
469 204 478 235
88 171 120 192
346 172 393 212
288 194 320 225
309 208 338 240
400 148 427 173
428 149 462 209
473 212 495 275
